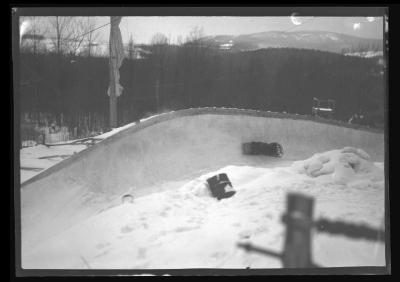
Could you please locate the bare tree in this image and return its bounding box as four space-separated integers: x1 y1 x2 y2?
176 35 183 46
183 26 214 56
47 17 101 57
185 26 205 45
149 33 170 111
150 33 169 65
48 16 75 55
150 32 169 46
67 18 91 57
83 17 99 57
127 34 135 60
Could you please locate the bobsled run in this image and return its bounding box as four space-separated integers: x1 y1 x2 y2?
19 108 386 269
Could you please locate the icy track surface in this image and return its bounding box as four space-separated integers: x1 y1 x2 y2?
23 148 385 269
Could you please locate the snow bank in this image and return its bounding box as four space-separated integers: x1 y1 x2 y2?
96 122 137 139
23 155 385 269
291 147 384 185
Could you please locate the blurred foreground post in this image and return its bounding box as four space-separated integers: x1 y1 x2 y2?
282 193 314 268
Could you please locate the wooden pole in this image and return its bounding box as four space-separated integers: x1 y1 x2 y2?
109 36 117 128
155 78 160 112
282 193 314 268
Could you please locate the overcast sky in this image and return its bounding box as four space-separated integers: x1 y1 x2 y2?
95 16 384 44
21 16 384 45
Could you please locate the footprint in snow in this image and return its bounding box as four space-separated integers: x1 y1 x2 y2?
96 242 111 249
137 247 147 259
238 230 252 239
211 251 227 260
120 225 134 234
94 249 111 258
159 210 168 217
232 222 241 227
264 213 273 220
174 226 199 233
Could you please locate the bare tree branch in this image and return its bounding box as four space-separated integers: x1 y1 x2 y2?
48 16 75 55
84 17 99 57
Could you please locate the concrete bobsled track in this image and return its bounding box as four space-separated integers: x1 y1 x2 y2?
19 108 385 266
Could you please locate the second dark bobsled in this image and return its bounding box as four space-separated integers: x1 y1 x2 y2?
242 142 284 157
206 173 236 200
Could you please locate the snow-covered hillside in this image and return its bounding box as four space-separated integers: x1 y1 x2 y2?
203 31 383 54
344 51 384 58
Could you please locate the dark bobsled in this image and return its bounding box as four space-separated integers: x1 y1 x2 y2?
206 173 236 200
242 141 283 157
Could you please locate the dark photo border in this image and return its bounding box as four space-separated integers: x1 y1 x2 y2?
11 5 390 277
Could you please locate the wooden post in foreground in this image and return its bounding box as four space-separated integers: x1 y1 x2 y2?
109 59 117 128
282 193 314 268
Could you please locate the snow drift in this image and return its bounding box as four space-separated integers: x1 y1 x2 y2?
19 108 385 269
23 158 385 269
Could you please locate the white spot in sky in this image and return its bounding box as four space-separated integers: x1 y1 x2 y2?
366 17 375 22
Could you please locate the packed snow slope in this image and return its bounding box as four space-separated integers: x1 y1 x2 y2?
20 108 385 267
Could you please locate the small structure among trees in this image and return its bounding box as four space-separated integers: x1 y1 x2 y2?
312 97 335 120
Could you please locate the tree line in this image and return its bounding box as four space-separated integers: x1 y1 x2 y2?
20 16 102 57
19 26 385 137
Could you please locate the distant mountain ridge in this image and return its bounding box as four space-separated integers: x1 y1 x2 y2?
202 30 383 54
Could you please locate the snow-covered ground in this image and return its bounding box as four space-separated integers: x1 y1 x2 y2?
20 112 174 183
20 121 142 183
20 144 88 183
344 51 384 58
22 148 385 269
20 109 386 270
